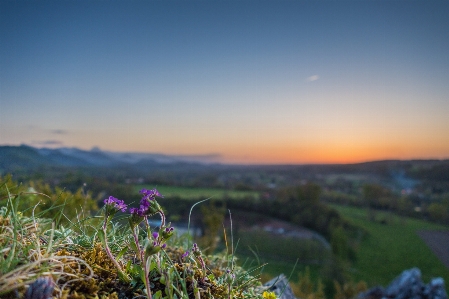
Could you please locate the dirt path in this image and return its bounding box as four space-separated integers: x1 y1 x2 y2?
417 230 449 270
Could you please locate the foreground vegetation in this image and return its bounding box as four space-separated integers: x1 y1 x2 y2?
0 178 270 299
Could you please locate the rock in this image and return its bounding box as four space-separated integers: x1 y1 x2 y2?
424 278 448 299
359 286 385 299
385 267 423 299
358 268 448 299
25 276 54 299
264 274 298 299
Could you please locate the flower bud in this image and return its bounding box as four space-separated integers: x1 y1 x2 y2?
181 251 189 259
129 212 144 228
144 239 161 257
161 226 174 240
226 272 235 285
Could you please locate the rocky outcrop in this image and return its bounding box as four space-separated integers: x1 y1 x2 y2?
264 274 298 299
264 268 447 299
358 268 448 299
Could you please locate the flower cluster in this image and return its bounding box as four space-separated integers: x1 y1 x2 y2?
101 188 171 296
103 196 128 212
129 188 163 217
140 188 163 201
263 291 277 299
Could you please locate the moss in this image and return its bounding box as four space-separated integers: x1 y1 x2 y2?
54 243 131 299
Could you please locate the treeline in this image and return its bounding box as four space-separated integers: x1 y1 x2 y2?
323 183 449 225
228 183 360 262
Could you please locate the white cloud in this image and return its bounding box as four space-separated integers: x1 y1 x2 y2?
306 75 319 82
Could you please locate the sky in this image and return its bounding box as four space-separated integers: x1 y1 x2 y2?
1 0 449 164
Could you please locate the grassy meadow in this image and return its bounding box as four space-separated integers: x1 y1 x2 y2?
230 229 331 284
133 184 259 200
330 204 449 286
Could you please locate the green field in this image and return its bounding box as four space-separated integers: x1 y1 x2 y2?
134 184 259 200
220 229 330 284
330 204 449 286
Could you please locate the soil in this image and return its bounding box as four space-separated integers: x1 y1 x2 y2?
417 230 449 270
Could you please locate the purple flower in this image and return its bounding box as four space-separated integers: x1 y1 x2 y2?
181 251 189 259
103 196 117 205
129 207 141 215
104 196 127 212
139 197 151 208
129 205 147 216
152 232 159 239
139 188 163 201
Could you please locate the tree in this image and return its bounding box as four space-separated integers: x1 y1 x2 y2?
427 202 449 223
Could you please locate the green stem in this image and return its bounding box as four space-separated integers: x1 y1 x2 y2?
102 226 131 283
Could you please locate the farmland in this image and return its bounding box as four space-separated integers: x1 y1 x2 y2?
330 204 449 286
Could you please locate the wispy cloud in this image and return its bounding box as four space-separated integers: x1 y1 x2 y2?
50 129 68 134
306 75 319 82
31 140 64 146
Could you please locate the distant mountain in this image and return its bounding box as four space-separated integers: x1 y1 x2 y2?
37 147 118 167
1 145 448 184
0 145 55 172
0 145 222 176
102 150 222 165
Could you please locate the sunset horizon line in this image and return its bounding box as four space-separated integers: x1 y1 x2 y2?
3 143 448 166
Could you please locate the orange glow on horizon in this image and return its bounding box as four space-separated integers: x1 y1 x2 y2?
218 143 449 165
39 127 449 165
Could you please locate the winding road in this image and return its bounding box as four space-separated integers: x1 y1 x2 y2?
417 230 449 270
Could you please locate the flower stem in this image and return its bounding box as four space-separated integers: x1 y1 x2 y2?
132 226 152 299
159 210 166 227
143 256 153 299
101 212 130 283
102 226 131 283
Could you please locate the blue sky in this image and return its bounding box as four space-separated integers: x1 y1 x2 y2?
1 0 449 164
